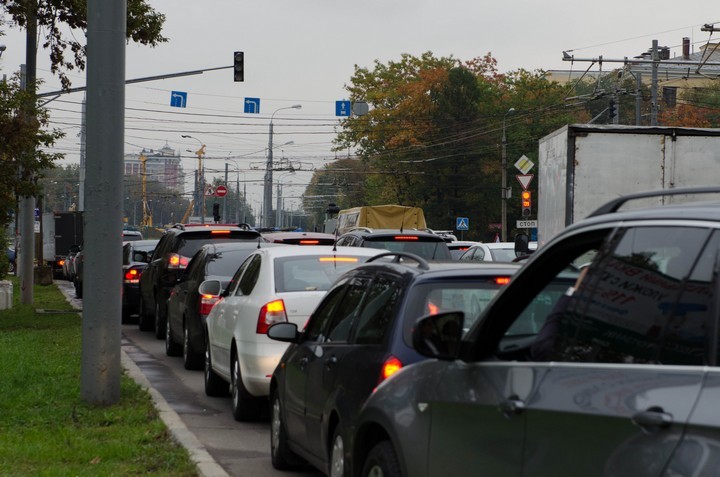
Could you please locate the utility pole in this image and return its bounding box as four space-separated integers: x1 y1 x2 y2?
650 40 659 126
223 162 229 222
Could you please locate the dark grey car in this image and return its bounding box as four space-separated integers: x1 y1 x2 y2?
352 187 720 477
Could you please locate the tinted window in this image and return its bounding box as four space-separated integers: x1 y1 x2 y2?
326 278 369 342
546 226 713 365
352 275 402 345
274 255 371 293
238 255 261 295
304 280 350 341
174 232 259 258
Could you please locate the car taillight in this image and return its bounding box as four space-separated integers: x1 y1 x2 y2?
58 259 65 266
495 277 511 285
211 230 231 235
319 257 359 263
167 253 190 270
393 236 419 241
299 240 319 245
380 355 403 382
257 299 287 334
123 268 141 284
199 294 221 316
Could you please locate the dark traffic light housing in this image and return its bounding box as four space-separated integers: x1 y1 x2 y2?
234 51 244 82
213 203 220 223
608 99 616 119
521 191 532 217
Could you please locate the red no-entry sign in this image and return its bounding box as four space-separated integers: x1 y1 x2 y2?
215 185 228 197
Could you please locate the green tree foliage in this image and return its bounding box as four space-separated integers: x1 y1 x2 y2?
1 0 167 89
0 74 63 227
330 52 587 240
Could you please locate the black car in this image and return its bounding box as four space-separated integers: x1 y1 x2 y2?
137 223 262 338
267 252 520 475
165 241 281 370
122 239 158 323
334 228 452 261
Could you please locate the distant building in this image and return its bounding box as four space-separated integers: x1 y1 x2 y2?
124 143 185 193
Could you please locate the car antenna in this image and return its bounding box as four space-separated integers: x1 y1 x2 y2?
400 207 406 233
256 237 262 249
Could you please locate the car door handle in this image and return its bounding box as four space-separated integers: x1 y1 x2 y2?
632 407 673 432
324 356 338 370
499 395 526 418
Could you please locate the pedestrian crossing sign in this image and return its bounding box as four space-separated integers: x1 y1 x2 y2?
456 217 469 231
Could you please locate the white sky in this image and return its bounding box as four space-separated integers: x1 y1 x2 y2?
1 1 718 213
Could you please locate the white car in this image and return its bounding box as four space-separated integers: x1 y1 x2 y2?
203 245 384 421
458 242 519 262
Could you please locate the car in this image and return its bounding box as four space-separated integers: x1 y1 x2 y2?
334 228 452 261
203 245 386 421
457 241 520 262
61 245 80 281
122 239 159 324
261 230 337 246
6 247 15 274
137 223 263 338
446 240 478 260
122 229 144 241
351 186 720 477
267 252 520 476
165 241 283 370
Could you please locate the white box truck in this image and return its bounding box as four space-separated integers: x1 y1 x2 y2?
537 124 720 246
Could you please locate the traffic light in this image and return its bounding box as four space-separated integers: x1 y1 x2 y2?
521 190 532 217
213 203 220 223
234 51 244 82
608 99 616 119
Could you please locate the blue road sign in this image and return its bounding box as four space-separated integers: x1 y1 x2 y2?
336 100 351 117
456 217 469 231
244 97 260 114
170 91 187 108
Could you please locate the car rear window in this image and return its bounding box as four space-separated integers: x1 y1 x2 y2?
363 237 452 261
175 232 260 259
206 249 257 277
402 278 511 344
274 255 372 292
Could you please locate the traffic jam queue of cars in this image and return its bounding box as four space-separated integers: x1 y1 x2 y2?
84 188 720 477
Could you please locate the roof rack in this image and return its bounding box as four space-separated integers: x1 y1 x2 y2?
588 186 720 218
366 251 430 270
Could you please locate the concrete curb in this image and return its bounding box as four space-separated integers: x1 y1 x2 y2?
55 280 229 477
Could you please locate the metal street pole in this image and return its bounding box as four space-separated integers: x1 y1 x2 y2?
501 107 515 242
264 105 301 228
182 135 205 223
223 162 229 222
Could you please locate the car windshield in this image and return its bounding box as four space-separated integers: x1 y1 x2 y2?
274 255 373 292
364 238 452 260
402 279 510 344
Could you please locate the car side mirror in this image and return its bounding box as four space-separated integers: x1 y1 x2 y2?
412 311 464 360
267 322 299 343
199 279 222 297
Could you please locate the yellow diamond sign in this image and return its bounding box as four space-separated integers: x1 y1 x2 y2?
514 155 534 174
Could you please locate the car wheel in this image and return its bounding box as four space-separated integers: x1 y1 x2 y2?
183 323 203 370
204 342 228 397
165 316 182 356
270 390 303 470
137 294 154 332
362 441 401 477
231 352 262 421
154 299 166 340
330 427 348 477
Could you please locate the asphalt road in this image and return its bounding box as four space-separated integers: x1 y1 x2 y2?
56 280 323 477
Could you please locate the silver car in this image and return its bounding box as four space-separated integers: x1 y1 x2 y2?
351 187 720 477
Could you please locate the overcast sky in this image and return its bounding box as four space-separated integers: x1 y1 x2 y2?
1 1 718 212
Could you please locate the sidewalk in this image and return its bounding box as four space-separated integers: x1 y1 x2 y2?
55 280 229 477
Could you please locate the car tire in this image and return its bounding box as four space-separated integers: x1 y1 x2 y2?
362 441 401 477
270 390 303 470
165 317 182 356
329 427 348 477
204 342 228 397
183 322 203 370
231 352 262 421
137 294 154 332
154 299 166 340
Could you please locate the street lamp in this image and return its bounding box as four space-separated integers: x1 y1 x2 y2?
265 104 301 228
181 135 206 223
501 107 515 242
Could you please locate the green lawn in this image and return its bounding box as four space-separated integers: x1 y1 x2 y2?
0 277 198 476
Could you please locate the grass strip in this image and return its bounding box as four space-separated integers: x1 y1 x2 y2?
0 277 198 477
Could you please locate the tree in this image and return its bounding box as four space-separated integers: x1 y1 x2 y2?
1 0 167 89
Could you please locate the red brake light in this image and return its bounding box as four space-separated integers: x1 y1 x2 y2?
59 259 65 266
257 299 288 334
380 356 403 382
167 253 190 270
211 230 231 235
319 257 359 263
495 277 511 285
199 294 221 316
299 240 319 245
393 236 419 241
124 268 141 283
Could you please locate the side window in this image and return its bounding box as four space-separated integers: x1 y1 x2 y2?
474 248 485 261
153 235 170 260
224 255 250 296
353 276 402 345
325 278 370 342
548 226 713 365
336 236 349 246
237 255 262 296
303 279 350 342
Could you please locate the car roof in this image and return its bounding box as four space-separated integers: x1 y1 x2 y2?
343 228 447 239
261 231 337 244
354 252 521 277
250 245 385 259
124 239 158 247
447 241 478 249
199 241 283 253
